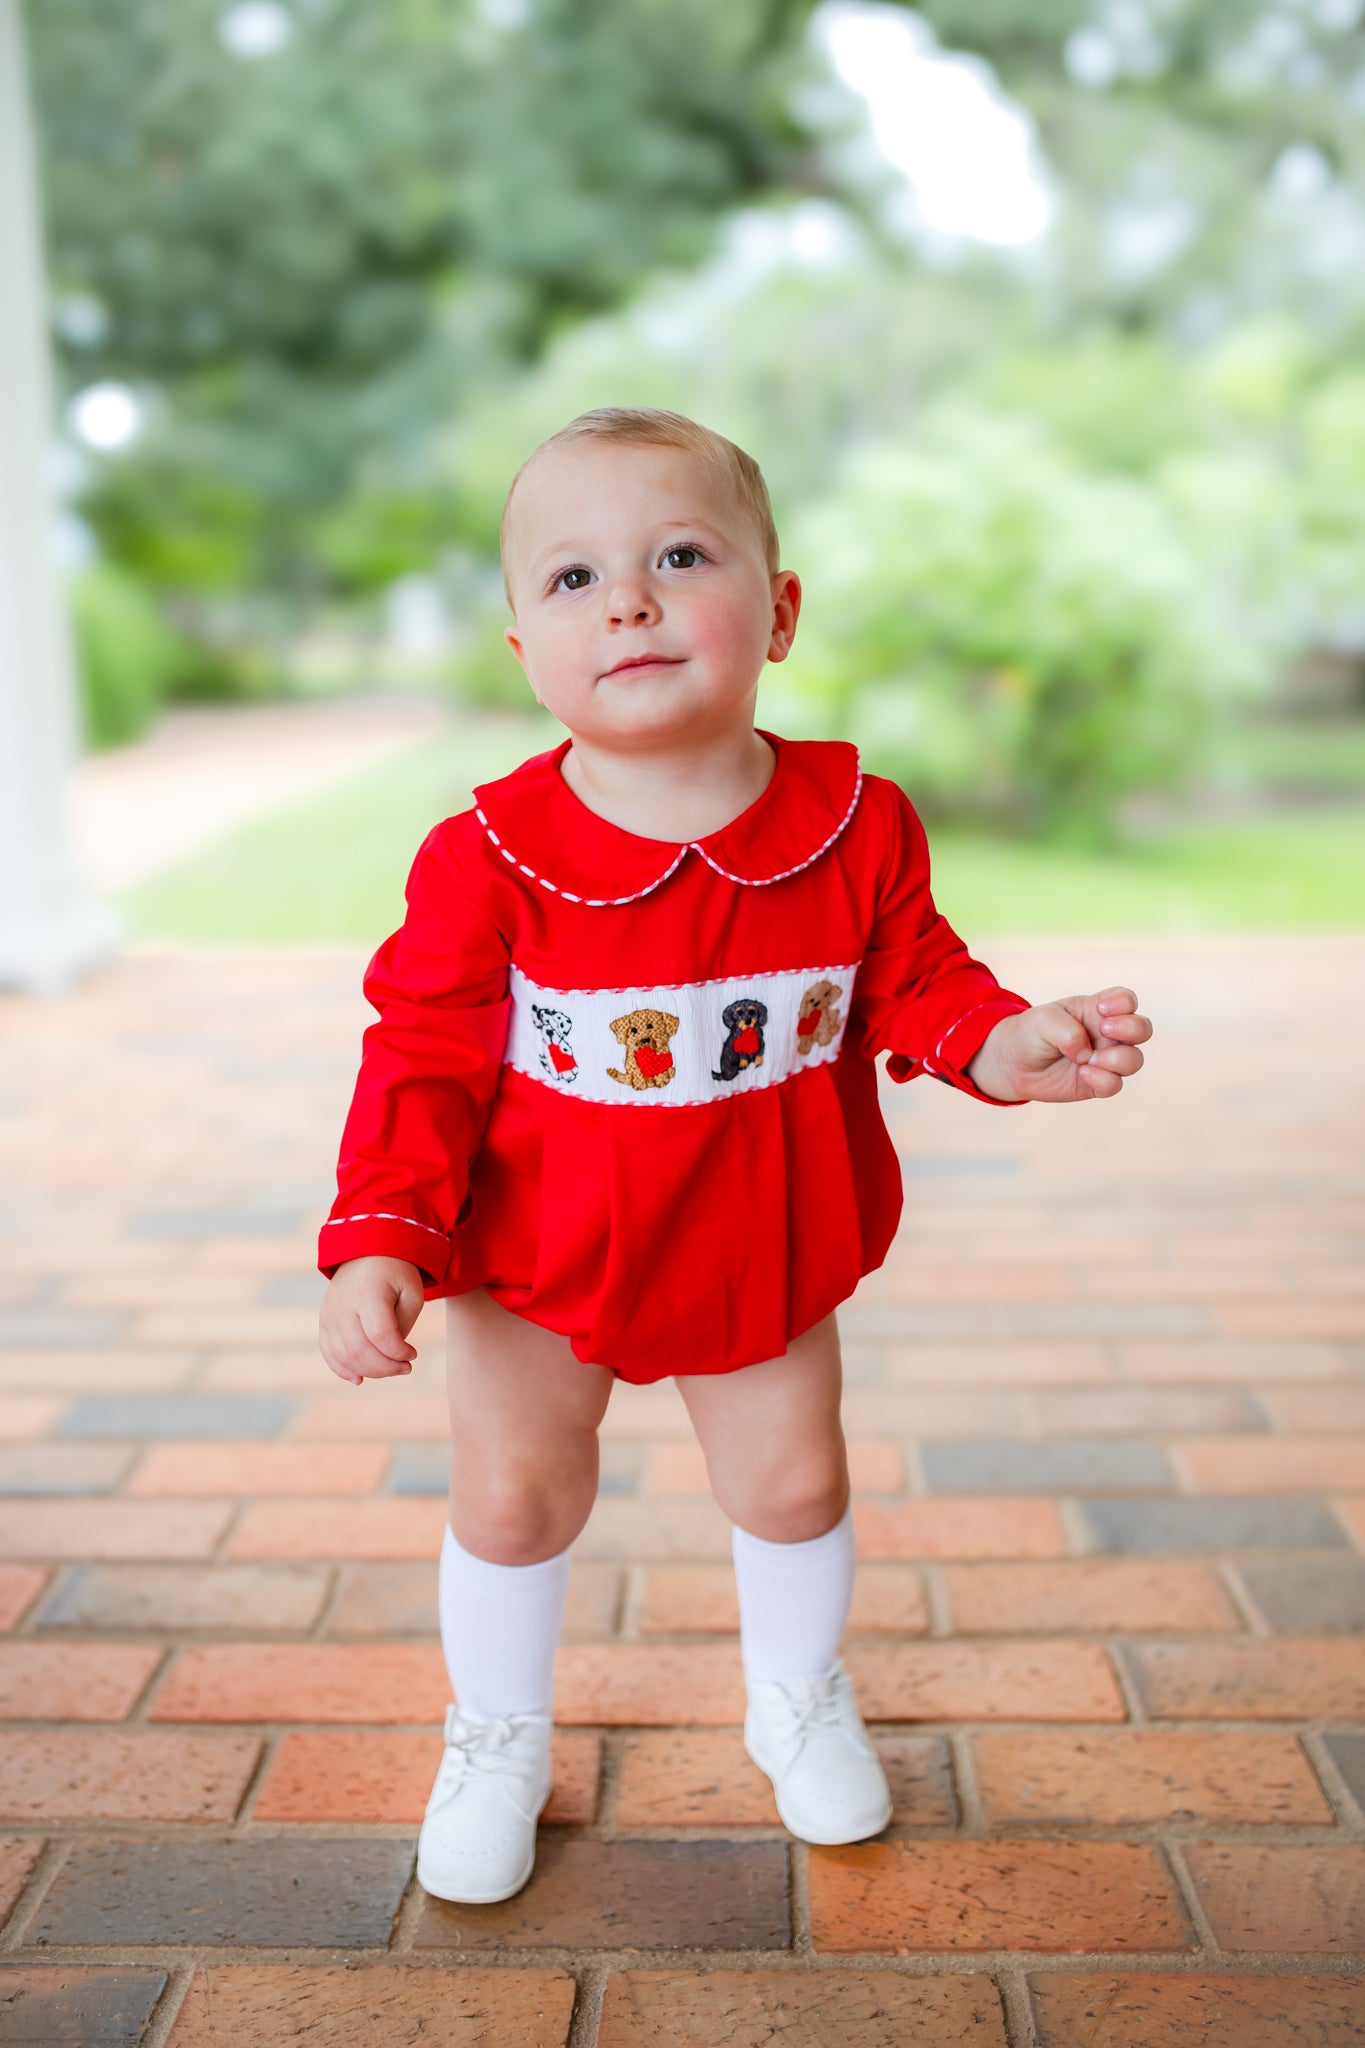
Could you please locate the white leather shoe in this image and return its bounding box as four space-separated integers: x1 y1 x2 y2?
744 1657 893 1846
416 1705 552 1904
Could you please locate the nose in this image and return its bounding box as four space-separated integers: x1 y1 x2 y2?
605 572 661 627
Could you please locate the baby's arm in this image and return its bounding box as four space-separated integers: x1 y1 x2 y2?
855 780 1032 1103
966 984 1152 1104
317 816 512 1385
319 1256 426 1386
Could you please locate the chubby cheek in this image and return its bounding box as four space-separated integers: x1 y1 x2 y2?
524 621 595 704
686 594 770 679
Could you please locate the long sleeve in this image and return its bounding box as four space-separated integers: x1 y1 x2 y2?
853 778 1032 1106
318 821 512 1287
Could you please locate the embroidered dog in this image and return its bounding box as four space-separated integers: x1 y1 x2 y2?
606 1007 680 1091
712 997 768 1082
531 1003 579 1084
796 979 843 1055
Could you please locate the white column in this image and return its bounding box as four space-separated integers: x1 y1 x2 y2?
0 0 120 993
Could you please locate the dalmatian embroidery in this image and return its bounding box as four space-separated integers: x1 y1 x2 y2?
712 997 768 1082
606 1008 680 1091
531 1002 579 1084
796 979 843 1056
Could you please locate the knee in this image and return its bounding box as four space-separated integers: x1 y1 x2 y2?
451 1446 598 1564
450 1483 583 1565
716 1447 850 1545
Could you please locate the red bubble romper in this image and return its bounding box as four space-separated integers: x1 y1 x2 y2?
318 729 1032 1383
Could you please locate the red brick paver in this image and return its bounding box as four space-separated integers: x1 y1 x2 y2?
254 1729 600 1825
1182 1842 1365 1952
0 1641 162 1719
1 933 1361 2038
167 1966 577 2045
808 1839 1193 1952
0 1729 261 1823
1131 1639 1365 1719
971 1729 1332 1826
941 1558 1239 1633
853 1498 1068 1557
127 1441 390 1495
597 1970 1008 2044
1028 1973 1365 2046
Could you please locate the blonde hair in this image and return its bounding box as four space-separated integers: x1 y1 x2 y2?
499 406 780 611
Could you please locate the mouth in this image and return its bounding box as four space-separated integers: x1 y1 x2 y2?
603 656 684 678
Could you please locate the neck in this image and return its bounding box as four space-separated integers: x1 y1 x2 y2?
559 725 777 842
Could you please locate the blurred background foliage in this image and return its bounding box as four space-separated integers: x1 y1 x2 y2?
30 0 1365 860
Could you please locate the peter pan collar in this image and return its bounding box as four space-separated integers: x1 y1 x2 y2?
472 728 862 908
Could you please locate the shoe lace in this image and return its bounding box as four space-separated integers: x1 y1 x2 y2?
775 1666 850 1745
435 1707 549 1794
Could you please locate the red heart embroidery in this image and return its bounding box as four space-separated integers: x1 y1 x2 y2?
735 1026 759 1053
548 1042 576 1074
797 1009 821 1037
634 1044 673 1079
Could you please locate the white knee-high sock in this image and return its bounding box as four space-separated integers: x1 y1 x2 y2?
438 1521 571 1721
731 1503 857 1683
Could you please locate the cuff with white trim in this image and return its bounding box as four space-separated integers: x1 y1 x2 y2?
317 1212 451 1286
885 994 1032 1106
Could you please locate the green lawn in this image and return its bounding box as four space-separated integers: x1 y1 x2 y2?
119 712 1365 946
119 713 558 946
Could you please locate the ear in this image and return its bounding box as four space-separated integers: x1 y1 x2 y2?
504 626 545 706
610 1016 631 1043
766 571 802 665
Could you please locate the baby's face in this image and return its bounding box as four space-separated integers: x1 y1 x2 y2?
502 441 799 748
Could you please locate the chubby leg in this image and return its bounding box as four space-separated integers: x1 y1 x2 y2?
675 1309 849 1543
675 1313 890 1844
439 1288 613 1722
445 1285 614 1565
419 1290 615 1907
676 1311 854 1683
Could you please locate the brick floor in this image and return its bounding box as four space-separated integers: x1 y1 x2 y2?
0 935 1361 2042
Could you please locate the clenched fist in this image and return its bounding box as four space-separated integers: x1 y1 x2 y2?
966 986 1153 1105
318 1255 426 1387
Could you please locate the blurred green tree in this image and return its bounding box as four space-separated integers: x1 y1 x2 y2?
767 404 1267 841
38 0 1365 622
29 0 1365 782
916 0 1365 333
30 0 841 606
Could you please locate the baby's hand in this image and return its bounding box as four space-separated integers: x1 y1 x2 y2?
318 1256 426 1387
967 986 1152 1104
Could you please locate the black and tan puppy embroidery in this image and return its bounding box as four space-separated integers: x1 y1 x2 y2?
795 979 843 1056
606 1008 680 1091
711 997 768 1082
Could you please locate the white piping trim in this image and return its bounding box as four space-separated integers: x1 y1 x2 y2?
321 1213 448 1240
933 996 1021 1064
476 806 689 907
473 760 862 905
691 767 864 888
507 1058 835 1111
513 963 842 997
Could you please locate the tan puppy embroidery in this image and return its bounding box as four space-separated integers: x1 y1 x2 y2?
606 1007 681 1091
795 979 843 1055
